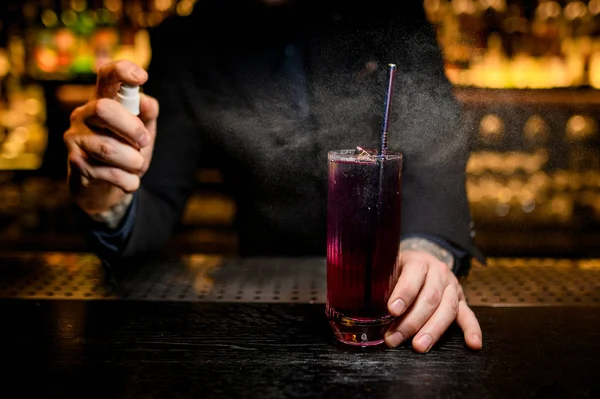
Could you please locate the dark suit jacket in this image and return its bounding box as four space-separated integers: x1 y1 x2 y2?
93 0 479 263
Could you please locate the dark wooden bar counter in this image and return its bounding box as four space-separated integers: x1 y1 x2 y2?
0 253 599 398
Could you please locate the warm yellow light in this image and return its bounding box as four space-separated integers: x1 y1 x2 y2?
136 13 148 27
536 1 561 20
524 114 549 143
154 0 173 12
589 50 600 88
497 187 512 203
510 54 534 88
590 0 600 15
104 0 122 12
569 115 586 134
70 0 87 12
566 115 597 140
147 12 163 27
550 196 571 216
453 0 475 15
565 1 587 20
61 10 78 26
2 141 24 159
548 56 570 87
489 0 506 12
479 114 504 139
423 0 441 14
11 127 30 144
176 0 195 16
0 50 9 77
41 10 58 27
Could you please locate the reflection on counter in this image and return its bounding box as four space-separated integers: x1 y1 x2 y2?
1 251 599 307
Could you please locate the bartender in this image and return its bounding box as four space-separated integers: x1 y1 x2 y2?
64 0 483 352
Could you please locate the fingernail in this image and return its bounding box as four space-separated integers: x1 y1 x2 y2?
471 333 482 344
131 69 144 79
138 133 150 147
417 334 433 352
385 331 404 348
390 299 405 315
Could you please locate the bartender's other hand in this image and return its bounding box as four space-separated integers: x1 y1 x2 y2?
64 60 159 214
384 250 482 352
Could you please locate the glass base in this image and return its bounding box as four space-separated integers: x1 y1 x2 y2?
328 310 395 347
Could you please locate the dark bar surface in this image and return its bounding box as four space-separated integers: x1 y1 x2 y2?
1 253 599 398
1 299 599 399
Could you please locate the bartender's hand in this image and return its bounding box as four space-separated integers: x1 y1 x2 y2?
385 250 483 352
64 60 159 215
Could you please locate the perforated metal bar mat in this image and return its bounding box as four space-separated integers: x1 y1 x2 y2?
0 252 599 306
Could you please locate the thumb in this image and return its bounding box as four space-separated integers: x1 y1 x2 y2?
95 60 148 99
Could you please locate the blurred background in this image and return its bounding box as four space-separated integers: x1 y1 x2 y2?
0 0 598 258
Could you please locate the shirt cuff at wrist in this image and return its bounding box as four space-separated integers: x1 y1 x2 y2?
401 232 474 276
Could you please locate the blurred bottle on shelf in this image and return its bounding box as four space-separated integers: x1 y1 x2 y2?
0 2 48 171
21 0 166 80
426 0 600 88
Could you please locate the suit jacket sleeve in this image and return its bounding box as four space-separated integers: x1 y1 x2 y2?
117 22 203 258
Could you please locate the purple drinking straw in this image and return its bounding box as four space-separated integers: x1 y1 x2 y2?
379 64 396 156
364 64 397 312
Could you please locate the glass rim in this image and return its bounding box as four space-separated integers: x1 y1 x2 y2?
327 149 403 160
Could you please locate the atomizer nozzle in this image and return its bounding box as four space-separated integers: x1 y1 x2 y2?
116 83 140 116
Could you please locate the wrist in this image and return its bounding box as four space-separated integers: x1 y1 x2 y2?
72 181 130 213
85 193 134 230
400 237 455 271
